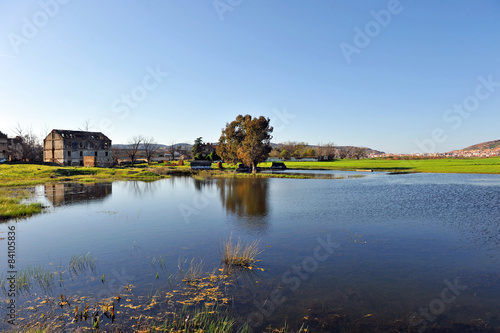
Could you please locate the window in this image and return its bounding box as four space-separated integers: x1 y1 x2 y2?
67 151 71 157
95 151 98 156
105 152 108 157
80 151 83 156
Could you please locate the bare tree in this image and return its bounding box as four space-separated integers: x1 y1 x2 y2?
40 123 50 140
125 135 144 166
143 136 160 164
337 146 354 159
12 123 43 162
353 147 368 160
166 141 177 161
317 142 337 161
79 118 93 131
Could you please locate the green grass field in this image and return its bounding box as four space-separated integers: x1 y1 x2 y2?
0 163 167 187
260 157 500 174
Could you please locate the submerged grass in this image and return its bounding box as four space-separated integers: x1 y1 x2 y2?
68 252 98 276
183 258 206 282
222 236 262 267
140 305 238 332
0 265 55 294
0 187 43 220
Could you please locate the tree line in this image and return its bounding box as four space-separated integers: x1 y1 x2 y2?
269 142 368 160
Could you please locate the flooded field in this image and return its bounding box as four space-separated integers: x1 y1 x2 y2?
1 172 500 332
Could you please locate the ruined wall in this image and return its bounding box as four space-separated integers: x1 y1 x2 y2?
0 138 7 160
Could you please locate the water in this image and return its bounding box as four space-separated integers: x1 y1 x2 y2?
1 172 500 331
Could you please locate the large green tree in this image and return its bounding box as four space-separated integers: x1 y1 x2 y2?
217 115 273 173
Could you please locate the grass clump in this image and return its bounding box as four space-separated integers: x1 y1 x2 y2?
145 305 237 332
68 252 97 276
222 236 261 267
182 258 206 282
0 265 55 294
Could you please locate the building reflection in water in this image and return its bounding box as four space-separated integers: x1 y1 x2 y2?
44 183 112 206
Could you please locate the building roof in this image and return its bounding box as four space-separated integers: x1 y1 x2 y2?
51 129 111 141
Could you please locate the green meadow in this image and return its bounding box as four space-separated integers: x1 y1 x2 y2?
260 157 500 174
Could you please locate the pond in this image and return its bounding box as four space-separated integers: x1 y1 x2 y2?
1 172 500 332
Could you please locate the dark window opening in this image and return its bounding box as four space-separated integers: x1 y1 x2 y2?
105 152 108 157
67 151 71 157
80 151 83 156
95 151 98 156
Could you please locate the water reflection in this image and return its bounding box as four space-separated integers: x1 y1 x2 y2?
123 180 161 197
44 183 112 206
216 178 269 233
216 178 269 218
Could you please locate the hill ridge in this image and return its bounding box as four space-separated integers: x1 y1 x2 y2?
462 139 500 151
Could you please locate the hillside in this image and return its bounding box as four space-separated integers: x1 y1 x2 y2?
462 140 500 151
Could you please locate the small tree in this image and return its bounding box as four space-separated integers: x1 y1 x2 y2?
78 118 93 131
302 148 316 158
279 149 291 160
166 142 177 161
125 135 144 165
194 152 205 160
143 136 159 164
317 143 336 161
353 147 368 160
191 137 205 159
206 151 221 161
12 123 42 162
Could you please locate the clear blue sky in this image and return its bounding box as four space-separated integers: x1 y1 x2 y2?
1 1 499 154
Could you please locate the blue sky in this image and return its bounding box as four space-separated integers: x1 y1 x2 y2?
0 1 499 153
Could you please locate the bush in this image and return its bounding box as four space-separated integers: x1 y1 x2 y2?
194 152 205 160
206 151 221 161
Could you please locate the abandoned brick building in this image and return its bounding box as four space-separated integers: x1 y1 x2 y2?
0 131 23 161
43 129 113 167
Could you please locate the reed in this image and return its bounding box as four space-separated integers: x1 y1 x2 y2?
68 252 97 276
222 235 261 267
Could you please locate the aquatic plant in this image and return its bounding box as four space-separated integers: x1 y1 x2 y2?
182 258 205 282
222 235 262 267
68 252 97 276
0 265 55 295
150 255 168 272
144 305 237 332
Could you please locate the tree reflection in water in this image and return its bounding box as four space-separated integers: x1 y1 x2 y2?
216 178 269 233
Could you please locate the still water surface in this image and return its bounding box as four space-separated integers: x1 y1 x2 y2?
1 172 500 331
